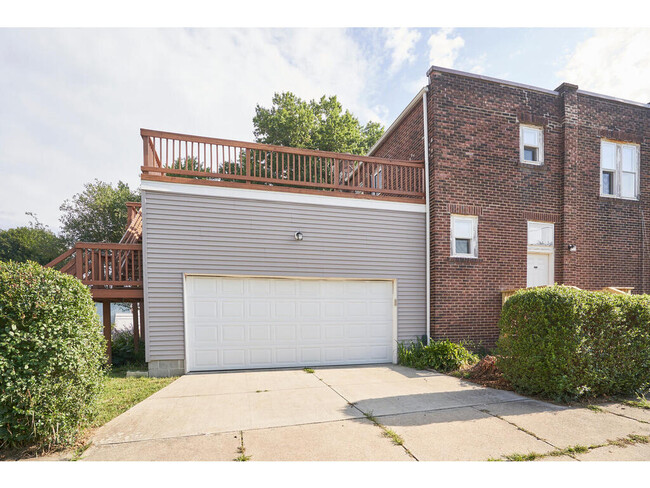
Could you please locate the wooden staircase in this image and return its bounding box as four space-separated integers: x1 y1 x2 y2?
45 203 144 362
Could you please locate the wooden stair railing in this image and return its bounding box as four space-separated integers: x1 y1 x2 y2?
45 243 143 288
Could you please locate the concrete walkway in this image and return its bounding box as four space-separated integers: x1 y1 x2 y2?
80 365 650 461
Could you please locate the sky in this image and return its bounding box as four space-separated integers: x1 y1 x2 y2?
1 26 649 232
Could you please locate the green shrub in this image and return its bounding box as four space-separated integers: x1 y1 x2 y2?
111 329 145 368
398 338 479 372
497 285 650 401
0 261 106 449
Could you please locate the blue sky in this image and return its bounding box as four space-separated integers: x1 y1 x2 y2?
1 27 648 231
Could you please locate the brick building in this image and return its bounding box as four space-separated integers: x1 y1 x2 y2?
370 66 650 348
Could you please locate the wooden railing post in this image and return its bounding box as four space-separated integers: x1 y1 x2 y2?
75 244 82 279
103 301 112 364
132 302 140 353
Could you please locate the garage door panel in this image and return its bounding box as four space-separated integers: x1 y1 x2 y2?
186 276 395 371
249 325 271 341
222 349 246 367
249 348 273 365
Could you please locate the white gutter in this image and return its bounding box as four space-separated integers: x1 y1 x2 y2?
422 87 431 346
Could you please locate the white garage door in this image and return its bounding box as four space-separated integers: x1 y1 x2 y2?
185 276 395 372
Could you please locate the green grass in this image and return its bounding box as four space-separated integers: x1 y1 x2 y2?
494 436 649 461
587 405 605 413
624 395 650 410
382 429 405 446
303 368 315 374
91 365 177 427
0 364 176 460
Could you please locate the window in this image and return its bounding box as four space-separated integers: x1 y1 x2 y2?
520 125 544 165
528 221 554 248
451 215 478 258
371 168 383 195
601 140 640 199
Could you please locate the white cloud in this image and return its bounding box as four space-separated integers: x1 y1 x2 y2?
427 28 464 69
0 29 385 230
558 28 649 103
384 27 421 74
458 53 487 75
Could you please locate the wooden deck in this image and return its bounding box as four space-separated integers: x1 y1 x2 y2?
45 204 144 363
140 128 426 203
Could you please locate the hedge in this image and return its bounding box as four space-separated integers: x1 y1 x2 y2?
0 261 106 448
497 285 650 400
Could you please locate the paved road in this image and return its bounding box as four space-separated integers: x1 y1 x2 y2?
79 365 650 461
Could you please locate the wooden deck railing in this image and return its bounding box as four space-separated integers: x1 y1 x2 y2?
141 128 425 203
46 243 143 287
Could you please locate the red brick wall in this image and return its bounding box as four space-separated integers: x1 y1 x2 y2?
374 68 649 349
427 69 649 348
371 100 424 161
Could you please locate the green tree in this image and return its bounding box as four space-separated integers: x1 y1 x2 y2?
0 213 67 265
59 180 140 245
253 92 384 155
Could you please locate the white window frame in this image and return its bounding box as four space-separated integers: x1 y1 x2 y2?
527 221 555 287
520 125 544 165
450 214 478 258
600 140 640 200
371 167 383 196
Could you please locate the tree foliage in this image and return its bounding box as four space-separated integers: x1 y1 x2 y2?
0 214 67 265
253 92 384 155
59 180 140 245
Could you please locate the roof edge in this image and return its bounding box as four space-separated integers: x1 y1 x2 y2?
427 65 558 96
428 65 649 108
367 87 427 157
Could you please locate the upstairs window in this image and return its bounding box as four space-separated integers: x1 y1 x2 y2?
451 215 478 258
520 125 544 165
601 140 640 200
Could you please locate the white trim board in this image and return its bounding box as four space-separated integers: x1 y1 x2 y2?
141 180 426 213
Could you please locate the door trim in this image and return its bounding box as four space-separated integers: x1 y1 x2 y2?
182 273 398 373
526 251 554 288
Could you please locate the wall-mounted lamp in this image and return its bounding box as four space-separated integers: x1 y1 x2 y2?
568 244 577 252
294 231 303 241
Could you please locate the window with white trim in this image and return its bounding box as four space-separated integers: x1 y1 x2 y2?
520 125 544 165
371 168 382 195
600 140 640 200
528 221 554 248
451 215 478 258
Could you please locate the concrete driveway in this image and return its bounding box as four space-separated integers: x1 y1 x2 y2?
81 365 650 461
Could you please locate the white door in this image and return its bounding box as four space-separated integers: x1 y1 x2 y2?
527 253 551 287
185 276 395 372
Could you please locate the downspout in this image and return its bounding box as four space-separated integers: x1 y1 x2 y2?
422 87 431 345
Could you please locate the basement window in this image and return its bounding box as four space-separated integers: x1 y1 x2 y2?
451 215 478 258
520 125 544 165
601 140 640 200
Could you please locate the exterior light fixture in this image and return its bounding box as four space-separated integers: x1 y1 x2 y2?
568 244 577 252
294 231 303 241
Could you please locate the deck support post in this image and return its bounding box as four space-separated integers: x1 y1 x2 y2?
139 300 145 343
132 302 140 353
103 301 112 364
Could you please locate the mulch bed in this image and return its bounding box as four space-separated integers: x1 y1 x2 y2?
458 355 513 391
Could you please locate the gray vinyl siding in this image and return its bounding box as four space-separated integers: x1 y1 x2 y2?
142 188 426 361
